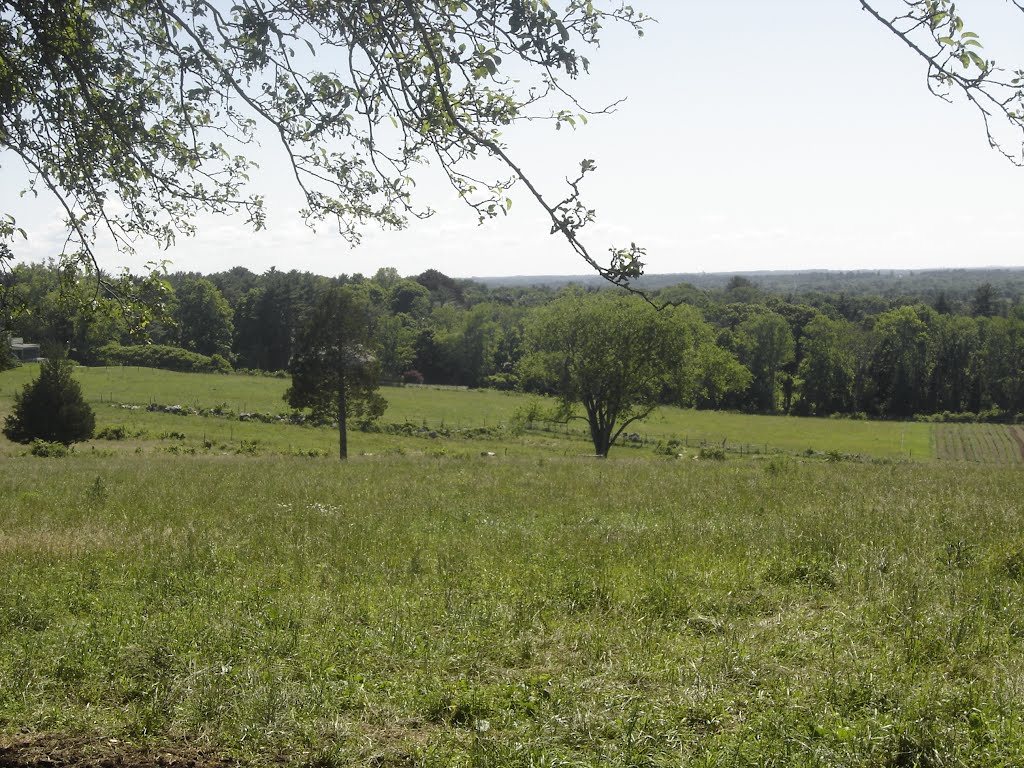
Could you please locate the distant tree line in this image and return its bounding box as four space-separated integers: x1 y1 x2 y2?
5 263 1024 421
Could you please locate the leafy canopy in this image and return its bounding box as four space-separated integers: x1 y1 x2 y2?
520 291 718 457
0 0 648 296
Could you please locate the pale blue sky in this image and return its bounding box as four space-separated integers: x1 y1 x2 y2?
3 0 1023 279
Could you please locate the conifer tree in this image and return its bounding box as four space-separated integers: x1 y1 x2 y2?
3 359 96 445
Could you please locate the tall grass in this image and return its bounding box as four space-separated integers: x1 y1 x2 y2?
1 453 1022 765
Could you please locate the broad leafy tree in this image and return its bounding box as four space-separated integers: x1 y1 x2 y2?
735 312 795 413
868 305 934 417
797 315 859 415
175 277 234 359
925 314 981 413
977 316 1024 413
3 358 95 444
520 292 710 457
3 1 1024 305
286 286 386 460
0 1 648 294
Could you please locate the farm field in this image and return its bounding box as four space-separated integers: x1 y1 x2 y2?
1 454 1023 766
0 365 933 460
935 423 1024 464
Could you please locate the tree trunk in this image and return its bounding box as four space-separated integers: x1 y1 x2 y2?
337 373 348 460
586 406 612 458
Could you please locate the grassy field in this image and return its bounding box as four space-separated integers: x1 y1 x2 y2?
0 365 933 460
1 454 1023 766
2 364 1022 766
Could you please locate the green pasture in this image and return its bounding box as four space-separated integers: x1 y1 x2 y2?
1 454 1023 765
2 364 1024 764
0 365 934 460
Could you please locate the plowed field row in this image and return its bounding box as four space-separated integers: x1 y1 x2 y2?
935 423 1024 463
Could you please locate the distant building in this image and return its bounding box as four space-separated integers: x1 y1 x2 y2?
10 337 42 362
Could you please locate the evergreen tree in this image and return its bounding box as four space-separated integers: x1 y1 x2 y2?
285 288 386 460
3 359 95 444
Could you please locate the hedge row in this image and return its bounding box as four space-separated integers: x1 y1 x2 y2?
96 344 232 374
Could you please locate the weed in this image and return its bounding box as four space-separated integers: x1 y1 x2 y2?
85 476 108 504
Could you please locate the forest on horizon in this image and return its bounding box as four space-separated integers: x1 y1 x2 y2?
5 263 1024 423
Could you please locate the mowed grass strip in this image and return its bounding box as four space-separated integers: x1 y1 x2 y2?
1 454 1023 765
643 408 932 459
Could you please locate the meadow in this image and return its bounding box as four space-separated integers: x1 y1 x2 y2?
1 365 1023 766
0 365 935 461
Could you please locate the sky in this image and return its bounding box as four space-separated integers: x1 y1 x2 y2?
3 0 1024 280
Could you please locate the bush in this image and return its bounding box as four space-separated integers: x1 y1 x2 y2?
28 439 69 458
3 358 96 444
653 438 682 456
697 446 726 461
0 347 17 372
96 343 232 374
483 372 518 391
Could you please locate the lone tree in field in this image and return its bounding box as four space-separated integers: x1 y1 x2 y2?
519 292 724 458
3 358 95 445
286 287 386 460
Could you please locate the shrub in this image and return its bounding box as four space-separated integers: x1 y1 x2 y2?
3 358 95 445
96 343 232 374
96 425 129 440
654 438 681 456
483 372 518 391
28 439 70 457
401 369 425 384
0 346 17 372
